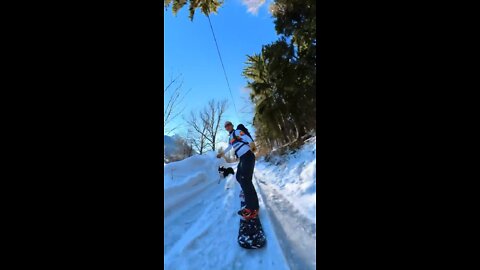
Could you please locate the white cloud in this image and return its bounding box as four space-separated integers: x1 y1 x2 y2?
241 0 266 15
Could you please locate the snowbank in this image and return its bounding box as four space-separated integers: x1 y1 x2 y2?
164 151 225 209
164 151 221 188
255 137 316 222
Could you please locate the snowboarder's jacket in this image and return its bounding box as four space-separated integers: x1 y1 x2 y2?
222 127 253 158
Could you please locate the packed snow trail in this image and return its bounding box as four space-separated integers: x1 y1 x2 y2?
256 176 316 269
164 139 316 270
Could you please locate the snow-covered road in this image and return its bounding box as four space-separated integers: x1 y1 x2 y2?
164 138 316 270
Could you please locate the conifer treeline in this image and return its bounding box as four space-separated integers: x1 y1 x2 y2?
243 0 316 150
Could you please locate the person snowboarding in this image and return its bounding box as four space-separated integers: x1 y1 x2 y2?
217 120 265 249
217 121 259 219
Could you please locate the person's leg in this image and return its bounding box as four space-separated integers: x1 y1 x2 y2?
236 151 259 210
236 158 244 192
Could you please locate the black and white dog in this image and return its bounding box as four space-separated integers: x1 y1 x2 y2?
218 166 235 178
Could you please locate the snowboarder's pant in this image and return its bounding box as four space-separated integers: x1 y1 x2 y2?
236 150 259 210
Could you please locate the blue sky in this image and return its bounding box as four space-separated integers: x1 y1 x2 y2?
164 0 278 140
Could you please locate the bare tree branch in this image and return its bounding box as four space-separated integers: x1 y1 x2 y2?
164 74 189 134
199 99 227 151
185 112 209 154
184 99 228 153
164 73 182 93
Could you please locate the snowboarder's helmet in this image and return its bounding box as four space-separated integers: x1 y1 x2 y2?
224 121 233 128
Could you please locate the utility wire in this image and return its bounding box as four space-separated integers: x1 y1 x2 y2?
206 14 238 116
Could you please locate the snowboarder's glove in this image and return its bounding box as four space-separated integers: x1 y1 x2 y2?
249 142 257 152
216 152 224 158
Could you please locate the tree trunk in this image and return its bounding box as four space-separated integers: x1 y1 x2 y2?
212 135 216 151
199 137 204 155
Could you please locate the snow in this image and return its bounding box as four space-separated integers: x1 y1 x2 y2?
255 137 317 222
164 137 316 270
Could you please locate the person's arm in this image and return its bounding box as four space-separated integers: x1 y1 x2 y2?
235 130 256 152
217 139 233 158
223 144 232 153
236 130 253 143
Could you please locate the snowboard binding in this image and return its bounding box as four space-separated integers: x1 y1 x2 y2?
237 208 259 220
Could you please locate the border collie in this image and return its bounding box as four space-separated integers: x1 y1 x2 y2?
218 166 235 178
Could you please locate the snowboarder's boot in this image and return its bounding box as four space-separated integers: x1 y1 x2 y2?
237 208 259 220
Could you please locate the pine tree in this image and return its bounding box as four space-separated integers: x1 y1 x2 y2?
243 0 316 151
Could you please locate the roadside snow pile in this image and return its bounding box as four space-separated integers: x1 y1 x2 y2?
165 151 213 183
163 151 222 211
255 137 316 222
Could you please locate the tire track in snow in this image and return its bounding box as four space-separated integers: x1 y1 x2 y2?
164 171 215 211
163 183 219 253
164 182 225 265
255 174 316 270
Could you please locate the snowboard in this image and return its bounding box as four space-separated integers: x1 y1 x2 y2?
237 190 266 249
